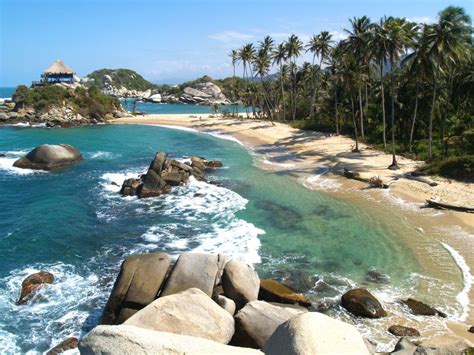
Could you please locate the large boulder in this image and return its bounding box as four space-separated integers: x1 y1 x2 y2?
124 288 235 344
215 294 236 315
388 325 420 337
262 312 370 355
46 337 78 355
13 144 83 170
231 300 306 349
101 252 171 324
17 271 54 305
222 259 260 310
161 253 223 297
138 170 167 198
341 288 387 318
259 279 311 307
79 325 262 355
401 298 447 317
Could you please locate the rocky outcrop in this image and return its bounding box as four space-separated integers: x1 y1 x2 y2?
101 253 171 324
46 337 78 355
232 301 306 348
17 271 54 305
401 298 447 317
79 325 263 355
160 253 223 297
13 144 83 171
259 279 311 308
388 325 421 337
341 288 387 318
120 152 223 199
222 259 260 310
124 288 235 344
262 312 370 355
180 82 230 105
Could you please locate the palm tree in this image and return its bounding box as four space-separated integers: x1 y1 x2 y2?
286 35 303 120
340 55 361 152
426 7 472 159
344 16 372 140
306 31 334 120
229 49 240 116
238 43 256 118
272 43 288 120
253 46 274 123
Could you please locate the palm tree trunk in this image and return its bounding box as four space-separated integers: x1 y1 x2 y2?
441 70 453 156
351 94 359 152
260 77 274 124
388 61 399 170
309 55 316 120
409 82 419 153
358 86 364 140
428 68 439 162
280 65 286 121
334 86 339 135
380 63 387 149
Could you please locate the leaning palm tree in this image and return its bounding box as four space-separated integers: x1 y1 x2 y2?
272 43 288 120
253 47 274 123
286 35 303 120
306 31 334 119
229 49 240 116
238 43 256 118
425 6 472 160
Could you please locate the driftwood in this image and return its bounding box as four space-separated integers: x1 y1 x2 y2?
425 199 474 213
404 173 438 187
343 168 391 189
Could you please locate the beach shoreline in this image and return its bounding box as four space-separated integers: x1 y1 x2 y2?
112 113 474 345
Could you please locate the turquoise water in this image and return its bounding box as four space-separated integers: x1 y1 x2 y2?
0 124 465 352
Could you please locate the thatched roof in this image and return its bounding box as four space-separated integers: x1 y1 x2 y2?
43 60 75 75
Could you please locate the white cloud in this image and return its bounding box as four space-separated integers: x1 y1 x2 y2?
407 16 434 24
208 31 255 43
329 30 347 42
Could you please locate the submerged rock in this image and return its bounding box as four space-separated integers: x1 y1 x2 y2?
401 298 447 317
46 337 78 355
341 288 386 318
262 312 370 355
258 279 311 307
388 325 420 337
124 288 235 344
13 144 82 171
17 271 54 305
365 269 391 284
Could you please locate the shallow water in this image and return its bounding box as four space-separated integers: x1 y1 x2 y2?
0 124 467 352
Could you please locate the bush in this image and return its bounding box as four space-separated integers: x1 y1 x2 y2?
421 155 474 182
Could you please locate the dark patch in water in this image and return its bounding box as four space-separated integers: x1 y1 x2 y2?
254 200 303 231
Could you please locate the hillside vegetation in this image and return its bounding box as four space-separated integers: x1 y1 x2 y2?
84 69 157 91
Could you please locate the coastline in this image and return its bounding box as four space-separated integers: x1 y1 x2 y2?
112 113 474 345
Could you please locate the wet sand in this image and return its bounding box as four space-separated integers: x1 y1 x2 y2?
112 114 474 346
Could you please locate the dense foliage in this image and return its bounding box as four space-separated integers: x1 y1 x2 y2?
84 68 157 91
13 85 120 119
228 6 473 178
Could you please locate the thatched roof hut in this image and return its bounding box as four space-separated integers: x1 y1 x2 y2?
43 60 76 75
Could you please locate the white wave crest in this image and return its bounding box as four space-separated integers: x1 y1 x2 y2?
0 150 48 176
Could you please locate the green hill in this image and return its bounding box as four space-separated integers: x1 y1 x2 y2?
84 68 157 91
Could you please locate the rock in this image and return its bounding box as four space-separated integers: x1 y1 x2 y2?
388 325 421 337
120 178 141 196
138 170 166 198
13 144 83 171
215 294 236 315
17 271 54 305
124 288 235 344
366 269 391 284
148 93 162 102
149 152 166 175
259 279 311 307
112 110 126 118
262 312 370 355
469 326 474 333
401 298 447 317
79 324 262 354
161 253 220 297
341 288 386 318
207 160 224 168
222 259 260 310
232 300 305 348
0 112 8 120
46 337 78 354
170 159 193 172
101 252 171 324
390 337 418 354
161 171 182 186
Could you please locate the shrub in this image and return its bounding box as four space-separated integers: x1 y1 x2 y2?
421 155 474 182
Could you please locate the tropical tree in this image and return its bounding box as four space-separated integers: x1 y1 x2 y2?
272 43 288 120
229 49 240 116
286 35 304 120
238 43 256 118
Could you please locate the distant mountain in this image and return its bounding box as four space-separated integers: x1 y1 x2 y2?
83 69 157 91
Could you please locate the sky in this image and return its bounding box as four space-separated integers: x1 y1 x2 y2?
1 0 472 86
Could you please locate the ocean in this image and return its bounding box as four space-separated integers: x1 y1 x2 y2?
0 123 469 353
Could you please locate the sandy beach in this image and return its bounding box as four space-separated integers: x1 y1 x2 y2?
113 113 474 345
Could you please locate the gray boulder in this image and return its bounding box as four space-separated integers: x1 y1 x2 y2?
232 300 305 349
341 288 387 318
222 259 260 310
124 288 235 344
101 252 171 324
215 294 236 315
80 325 262 355
262 312 370 355
401 298 447 318
161 253 221 297
13 144 83 170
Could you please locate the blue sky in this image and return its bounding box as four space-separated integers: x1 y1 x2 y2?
1 0 472 86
